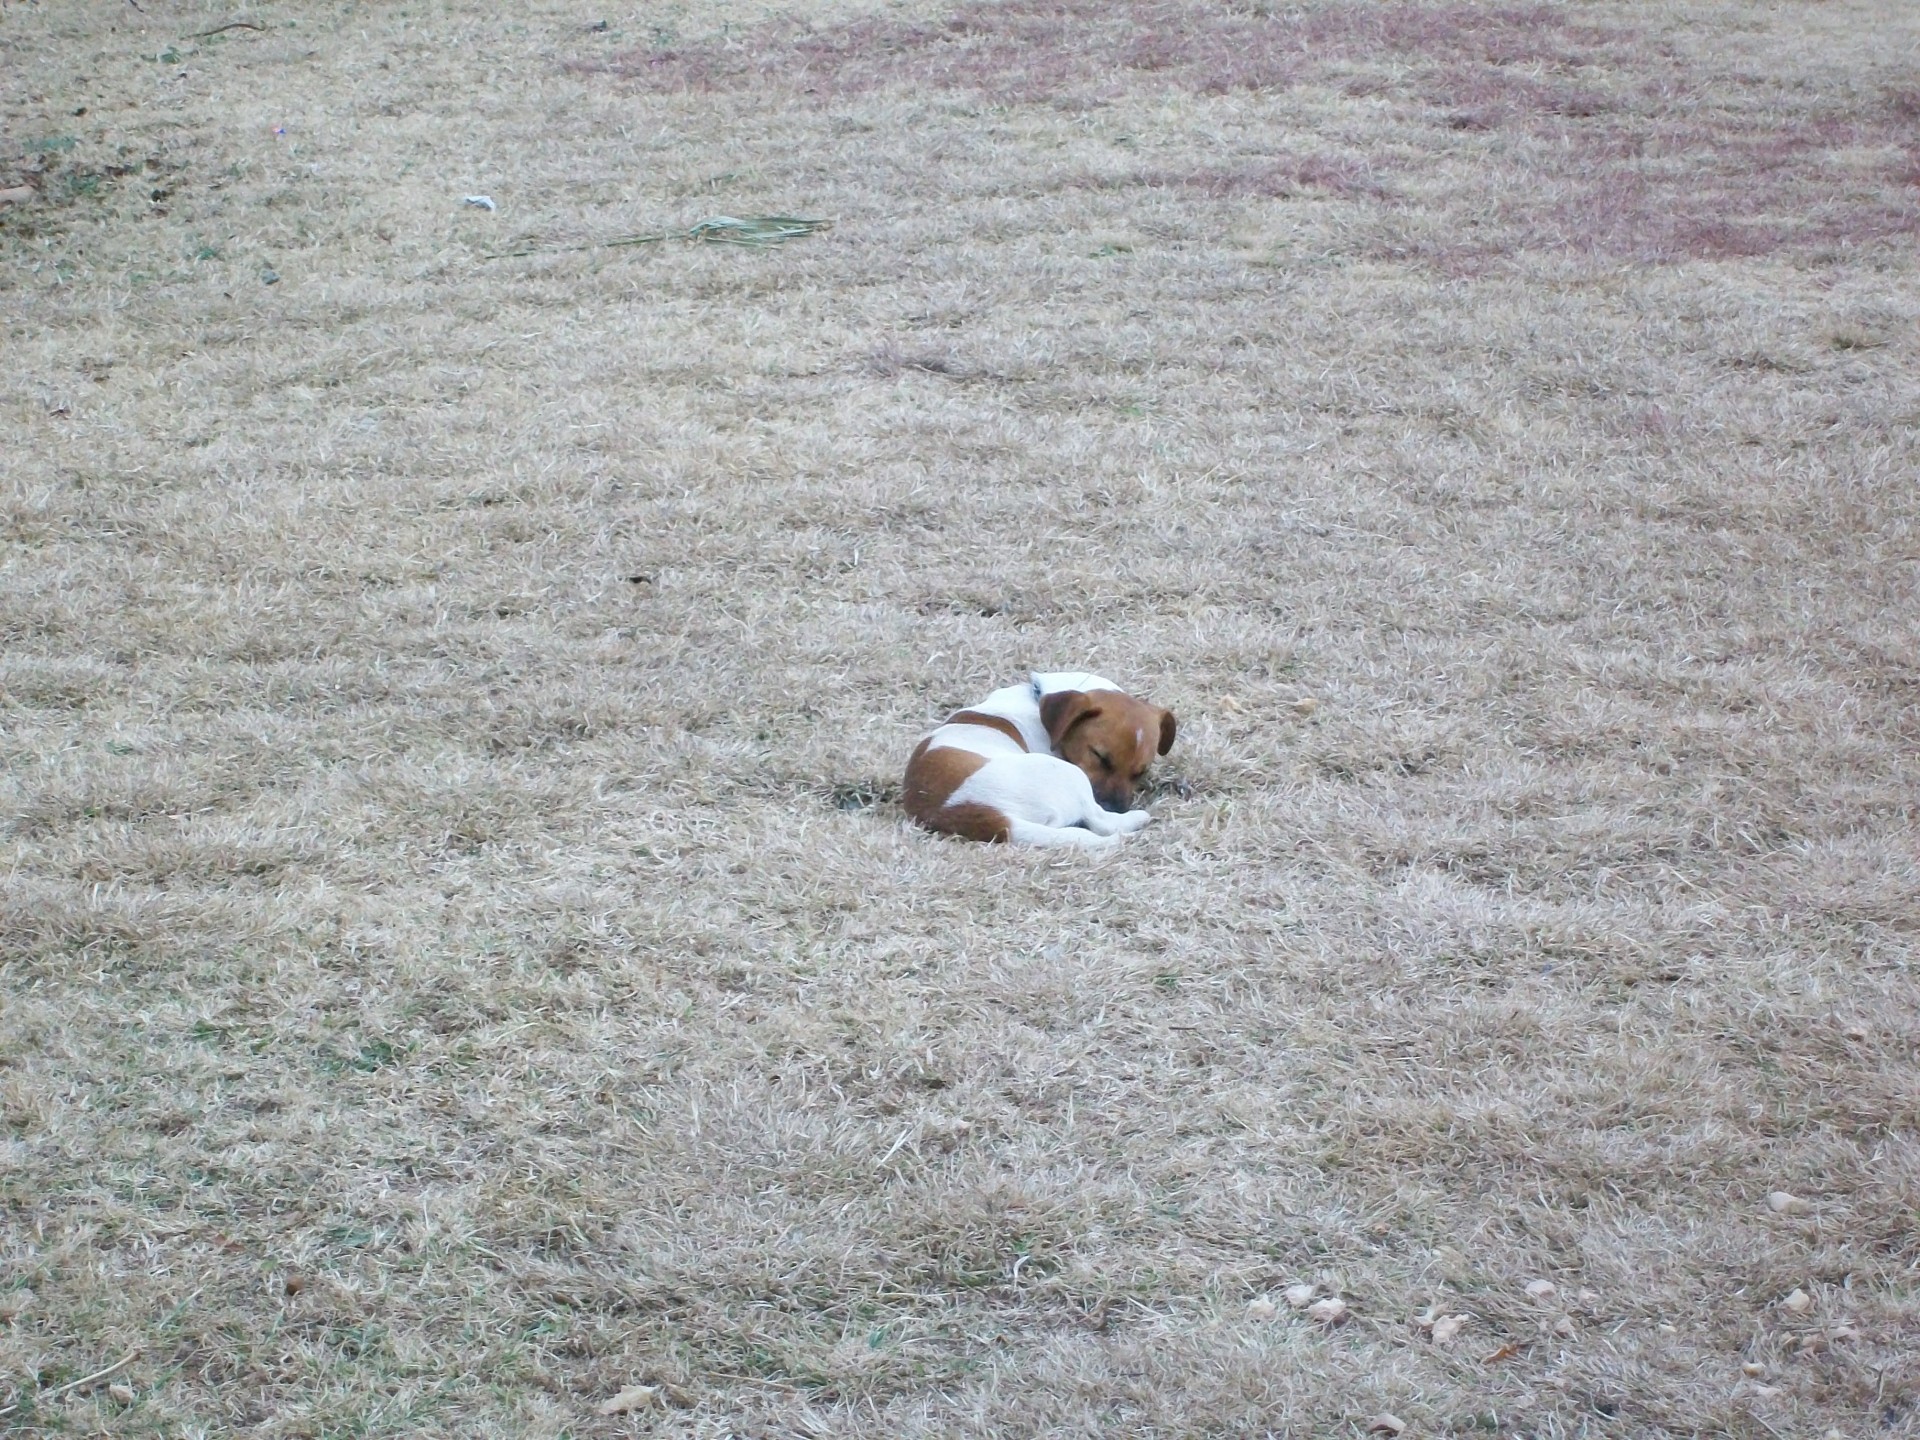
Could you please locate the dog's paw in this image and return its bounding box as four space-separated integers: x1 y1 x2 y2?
1115 809 1152 833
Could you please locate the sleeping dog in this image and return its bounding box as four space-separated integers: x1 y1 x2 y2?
902 672 1176 849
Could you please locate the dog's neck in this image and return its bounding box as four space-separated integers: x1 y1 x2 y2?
1030 670 1118 701
957 671 1119 754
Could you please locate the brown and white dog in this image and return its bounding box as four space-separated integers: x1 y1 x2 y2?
902 671 1176 849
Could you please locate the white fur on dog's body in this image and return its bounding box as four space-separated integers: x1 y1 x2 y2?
916 672 1153 849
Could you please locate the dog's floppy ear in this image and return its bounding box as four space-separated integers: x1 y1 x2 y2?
1040 690 1102 746
1157 707 1177 756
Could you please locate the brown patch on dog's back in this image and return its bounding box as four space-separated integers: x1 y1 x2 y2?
902 739 1004 838
944 710 1028 748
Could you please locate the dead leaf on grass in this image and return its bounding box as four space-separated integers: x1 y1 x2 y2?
1781 1288 1813 1315
1307 1296 1349 1325
1430 1314 1469 1344
1367 1414 1406 1435
108 1382 136 1405
1291 696 1319 715
1482 1342 1521 1363
1247 1296 1278 1320
1766 1191 1811 1215
1551 1315 1577 1337
596 1384 662 1415
1282 1282 1316 1308
1524 1279 1557 1301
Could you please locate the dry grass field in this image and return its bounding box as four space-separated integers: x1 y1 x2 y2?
4 0 1918 1434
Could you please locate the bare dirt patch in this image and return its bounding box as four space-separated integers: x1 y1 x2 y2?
3 0 1918 1436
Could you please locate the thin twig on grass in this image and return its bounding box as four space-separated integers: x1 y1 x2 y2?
187 21 270 38
0 1351 140 1419
488 215 830 259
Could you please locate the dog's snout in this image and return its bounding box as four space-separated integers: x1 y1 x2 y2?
1096 789 1133 814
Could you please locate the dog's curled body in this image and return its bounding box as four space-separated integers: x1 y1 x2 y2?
902 672 1175 849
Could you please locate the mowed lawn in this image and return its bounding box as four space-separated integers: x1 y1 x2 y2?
2 0 1917 1434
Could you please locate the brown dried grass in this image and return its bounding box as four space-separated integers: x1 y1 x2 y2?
591 0 1920 265
3 0 1918 1436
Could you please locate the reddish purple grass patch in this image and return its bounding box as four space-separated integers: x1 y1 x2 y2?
574 0 1920 265
585 1 1623 105
1478 109 1920 266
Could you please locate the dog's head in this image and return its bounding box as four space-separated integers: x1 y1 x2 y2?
1039 685 1177 813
